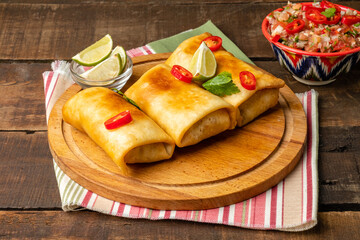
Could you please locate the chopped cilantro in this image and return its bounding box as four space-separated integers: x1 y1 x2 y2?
321 8 336 18
346 30 357 37
111 88 141 110
202 72 240 97
287 16 294 23
295 35 299 42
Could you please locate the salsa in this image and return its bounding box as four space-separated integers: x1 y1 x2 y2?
267 1 360 53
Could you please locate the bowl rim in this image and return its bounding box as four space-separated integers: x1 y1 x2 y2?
262 2 360 57
70 55 133 85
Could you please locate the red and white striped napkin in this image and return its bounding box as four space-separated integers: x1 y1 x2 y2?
43 46 318 232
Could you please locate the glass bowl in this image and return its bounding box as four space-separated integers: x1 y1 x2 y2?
261 2 360 85
70 55 133 90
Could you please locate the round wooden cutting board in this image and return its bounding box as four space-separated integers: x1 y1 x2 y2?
48 53 307 210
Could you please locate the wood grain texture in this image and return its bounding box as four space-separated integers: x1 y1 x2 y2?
0 63 48 131
47 54 306 210
0 131 61 208
0 1 359 60
0 211 359 239
318 126 360 210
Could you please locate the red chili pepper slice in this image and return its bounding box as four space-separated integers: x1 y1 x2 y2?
104 110 132 130
239 71 256 90
202 36 222 51
305 9 327 24
301 5 325 13
320 0 341 12
324 12 341 25
285 19 305 34
170 65 193 83
272 35 281 42
341 15 360 26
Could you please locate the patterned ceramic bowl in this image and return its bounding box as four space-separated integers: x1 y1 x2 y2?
262 3 360 85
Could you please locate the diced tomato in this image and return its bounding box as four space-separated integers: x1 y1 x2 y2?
272 35 281 42
332 41 346 52
273 21 288 29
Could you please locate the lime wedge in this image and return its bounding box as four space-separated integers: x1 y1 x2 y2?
72 34 113 66
80 53 121 82
189 42 217 81
110 46 127 74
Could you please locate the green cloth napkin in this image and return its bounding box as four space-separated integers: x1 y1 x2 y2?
147 20 253 65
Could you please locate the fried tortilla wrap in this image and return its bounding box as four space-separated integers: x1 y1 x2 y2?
62 87 175 172
125 63 237 147
165 32 285 126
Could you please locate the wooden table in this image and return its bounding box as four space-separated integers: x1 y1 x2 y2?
1 0 359 238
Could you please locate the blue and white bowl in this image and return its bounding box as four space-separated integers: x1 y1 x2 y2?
262 3 360 85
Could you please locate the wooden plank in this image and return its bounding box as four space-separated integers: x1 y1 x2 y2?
0 211 359 239
320 152 360 210
0 131 61 208
0 61 359 131
0 2 359 60
318 127 360 210
0 63 48 131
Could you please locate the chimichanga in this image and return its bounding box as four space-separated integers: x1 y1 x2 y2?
165 32 285 126
125 63 237 147
62 87 175 172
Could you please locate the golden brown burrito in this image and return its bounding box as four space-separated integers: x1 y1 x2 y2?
165 32 285 126
125 63 237 147
62 87 175 172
